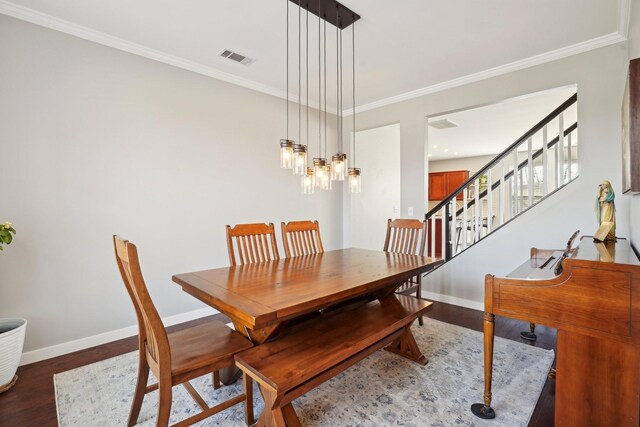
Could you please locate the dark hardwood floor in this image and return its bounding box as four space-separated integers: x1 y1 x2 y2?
0 302 556 426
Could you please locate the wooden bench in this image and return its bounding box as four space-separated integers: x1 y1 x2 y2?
234 294 433 427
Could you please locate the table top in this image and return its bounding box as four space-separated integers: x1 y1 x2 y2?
173 248 440 329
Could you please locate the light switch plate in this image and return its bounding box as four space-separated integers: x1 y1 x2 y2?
408 207 414 217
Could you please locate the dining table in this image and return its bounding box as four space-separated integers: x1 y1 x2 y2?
172 248 442 383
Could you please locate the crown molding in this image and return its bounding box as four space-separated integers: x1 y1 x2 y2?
0 0 629 118
0 0 336 114
344 31 627 116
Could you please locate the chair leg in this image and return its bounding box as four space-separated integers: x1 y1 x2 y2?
128 355 150 427
243 373 254 426
417 281 423 326
156 382 172 427
212 371 221 390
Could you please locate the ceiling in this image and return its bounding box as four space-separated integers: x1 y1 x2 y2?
427 86 577 161
0 0 627 112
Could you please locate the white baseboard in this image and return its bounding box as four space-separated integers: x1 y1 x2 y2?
421 291 484 311
19 307 218 366
20 294 481 366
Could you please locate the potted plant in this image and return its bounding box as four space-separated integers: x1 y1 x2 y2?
0 222 26 394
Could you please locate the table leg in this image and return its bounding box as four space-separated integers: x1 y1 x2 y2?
384 325 428 365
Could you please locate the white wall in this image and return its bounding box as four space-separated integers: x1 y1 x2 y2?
0 15 343 357
346 42 630 308
349 124 401 250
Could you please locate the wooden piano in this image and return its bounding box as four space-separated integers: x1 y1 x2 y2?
472 235 640 426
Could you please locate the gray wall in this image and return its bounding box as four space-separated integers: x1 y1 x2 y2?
0 15 342 354
347 43 631 308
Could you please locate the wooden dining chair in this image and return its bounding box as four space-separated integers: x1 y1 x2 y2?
281 220 324 257
113 236 254 427
382 218 428 326
226 223 280 266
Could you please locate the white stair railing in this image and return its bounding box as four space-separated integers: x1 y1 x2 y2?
426 94 578 262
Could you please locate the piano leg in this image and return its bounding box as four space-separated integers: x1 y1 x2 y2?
471 312 496 419
519 322 537 341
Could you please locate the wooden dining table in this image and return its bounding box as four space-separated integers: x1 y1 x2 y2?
172 248 442 382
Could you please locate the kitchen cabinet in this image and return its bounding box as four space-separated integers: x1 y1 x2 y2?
428 170 469 201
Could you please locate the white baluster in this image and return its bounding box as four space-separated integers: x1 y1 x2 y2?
567 132 572 181
513 150 519 215
441 205 447 259
528 137 533 207
487 169 493 233
474 178 480 242
430 213 436 259
519 166 524 212
558 113 564 185
542 125 548 196
462 188 468 250
499 159 505 226
554 133 559 190
451 200 459 255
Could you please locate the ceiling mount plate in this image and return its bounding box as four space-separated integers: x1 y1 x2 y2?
289 0 360 29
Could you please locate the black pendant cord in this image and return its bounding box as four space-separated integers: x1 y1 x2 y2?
298 0 301 148
339 25 343 156
306 4 309 153
336 7 340 154
352 19 356 168
286 0 289 141
323 18 327 155
318 0 322 158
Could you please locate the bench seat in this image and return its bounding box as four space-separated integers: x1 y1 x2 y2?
234 294 432 426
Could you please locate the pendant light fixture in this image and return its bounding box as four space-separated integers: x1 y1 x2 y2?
347 18 361 193
292 0 307 175
280 0 294 169
280 0 360 194
313 0 330 190
302 167 315 194
331 7 347 181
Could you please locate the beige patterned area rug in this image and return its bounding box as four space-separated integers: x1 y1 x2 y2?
54 318 554 427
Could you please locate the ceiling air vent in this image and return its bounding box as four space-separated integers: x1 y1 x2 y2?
428 119 458 130
219 49 255 66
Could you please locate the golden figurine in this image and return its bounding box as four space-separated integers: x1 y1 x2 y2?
594 180 616 242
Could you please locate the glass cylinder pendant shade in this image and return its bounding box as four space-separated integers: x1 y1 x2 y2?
280 139 294 169
302 167 315 194
292 145 307 175
325 165 333 190
348 168 362 193
331 153 347 181
313 158 330 190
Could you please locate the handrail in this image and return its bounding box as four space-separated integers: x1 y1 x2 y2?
426 93 577 218
454 122 577 216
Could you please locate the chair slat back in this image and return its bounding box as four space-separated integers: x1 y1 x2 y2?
281 220 324 257
382 219 427 256
113 236 170 370
226 223 280 266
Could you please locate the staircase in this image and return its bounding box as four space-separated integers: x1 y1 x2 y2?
425 94 578 262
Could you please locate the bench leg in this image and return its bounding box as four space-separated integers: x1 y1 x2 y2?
281 404 302 427
256 385 292 427
384 325 428 365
